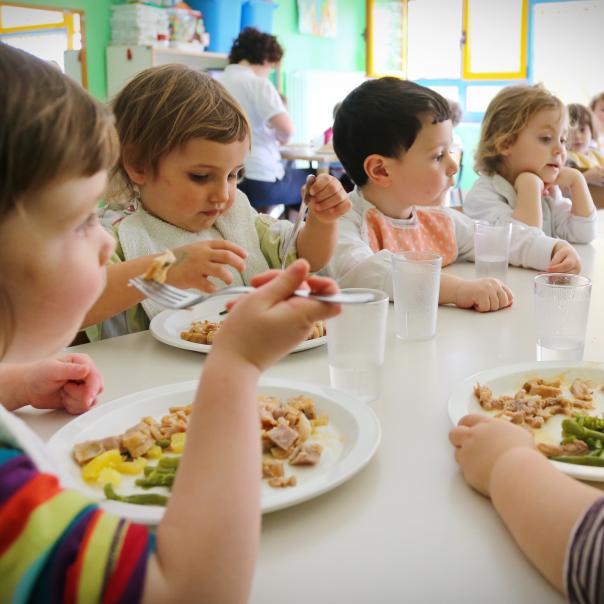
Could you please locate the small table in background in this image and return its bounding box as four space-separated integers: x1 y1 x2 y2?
279 144 339 174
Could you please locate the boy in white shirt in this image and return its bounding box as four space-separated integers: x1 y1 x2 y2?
328 78 581 311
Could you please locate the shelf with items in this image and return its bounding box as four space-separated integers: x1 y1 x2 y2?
106 45 228 98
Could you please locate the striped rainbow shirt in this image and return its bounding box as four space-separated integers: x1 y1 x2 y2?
0 447 153 603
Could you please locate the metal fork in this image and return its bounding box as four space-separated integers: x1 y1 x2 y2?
129 277 383 310
281 174 316 269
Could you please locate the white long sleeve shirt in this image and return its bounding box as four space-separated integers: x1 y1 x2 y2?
327 187 561 299
464 173 597 243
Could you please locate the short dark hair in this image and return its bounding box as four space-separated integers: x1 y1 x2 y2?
333 78 450 186
228 27 283 65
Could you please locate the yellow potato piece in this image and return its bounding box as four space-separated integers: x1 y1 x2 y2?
170 433 186 454
115 458 147 475
146 445 162 459
81 449 123 482
98 467 122 486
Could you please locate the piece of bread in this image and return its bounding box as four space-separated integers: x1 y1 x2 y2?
142 250 176 284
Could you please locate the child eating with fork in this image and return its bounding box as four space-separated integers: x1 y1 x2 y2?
0 42 342 602
84 65 350 340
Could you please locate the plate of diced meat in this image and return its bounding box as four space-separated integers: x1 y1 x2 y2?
149 294 327 354
47 378 381 524
448 361 604 481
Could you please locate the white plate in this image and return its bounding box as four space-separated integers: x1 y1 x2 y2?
48 378 381 524
448 361 604 482
149 295 326 354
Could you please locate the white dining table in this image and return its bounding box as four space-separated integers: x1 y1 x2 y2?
20 222 604 604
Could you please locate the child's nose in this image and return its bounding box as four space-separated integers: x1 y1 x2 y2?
99 228 115 265
447 155 459 176
210 180 230 204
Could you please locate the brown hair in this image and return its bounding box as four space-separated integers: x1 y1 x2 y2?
0 43 118 219
590 92 604 112
569 103 598 139
0 42 118 356
475 84 565 175
228 27 283 65
110 64 250 200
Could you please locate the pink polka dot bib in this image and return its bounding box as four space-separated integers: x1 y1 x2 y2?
365 206 458 266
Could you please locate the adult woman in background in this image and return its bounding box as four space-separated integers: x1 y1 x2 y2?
220 27 313 211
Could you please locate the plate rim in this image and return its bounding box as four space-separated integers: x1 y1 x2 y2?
149 308 326 354
447 360 604 481
48 377 381 522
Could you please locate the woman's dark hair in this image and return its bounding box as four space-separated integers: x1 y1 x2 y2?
228 27 283 65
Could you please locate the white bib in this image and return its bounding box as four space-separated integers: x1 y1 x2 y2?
118 189 270 319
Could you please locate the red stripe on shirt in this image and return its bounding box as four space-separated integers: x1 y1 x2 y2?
102 523 149 604
0 473 61 556
64 508 103 604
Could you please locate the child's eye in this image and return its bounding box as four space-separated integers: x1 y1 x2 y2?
228 169 244 183
434 152 445 162
189 173 209 183
77 212 99 233
539 136 552 143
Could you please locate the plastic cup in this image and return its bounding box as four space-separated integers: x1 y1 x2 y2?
392 251 442 341
327 289 388 403
474 222 512 282
534 273 592 361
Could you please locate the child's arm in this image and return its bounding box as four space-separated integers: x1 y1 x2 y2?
554 167 595 217
439 273 513 312
450 415 601 593
142 260 341 604
0 354 102 414
546 168 598 244
81 240 248 327
296 173 351 271
513 172 545 228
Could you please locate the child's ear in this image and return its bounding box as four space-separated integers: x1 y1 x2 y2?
122 147 148 186
497 138 513 157
363 154 391 187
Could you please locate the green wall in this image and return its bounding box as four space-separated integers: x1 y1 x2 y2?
273 0 366 93
11 0 365 100
14 0 118 99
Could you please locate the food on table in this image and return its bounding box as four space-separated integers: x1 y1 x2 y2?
473 377 593 429
180 319 326 345
73 405 191 465
142 249 176 283
180 319 221 345
538 415 604 466
72 394 330 504
258 394 327 487
474 374 604 468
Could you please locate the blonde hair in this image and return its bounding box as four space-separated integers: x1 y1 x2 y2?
0 43 118 356
108 65 250 204
475 84 565 175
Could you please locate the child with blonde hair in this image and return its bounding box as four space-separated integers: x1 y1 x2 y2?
329 78 580 313
464 85 597 242
0 42 341 602
84 65 350 340
566 103 604 187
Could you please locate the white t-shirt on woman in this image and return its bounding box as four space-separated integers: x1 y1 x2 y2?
220 63 286 182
